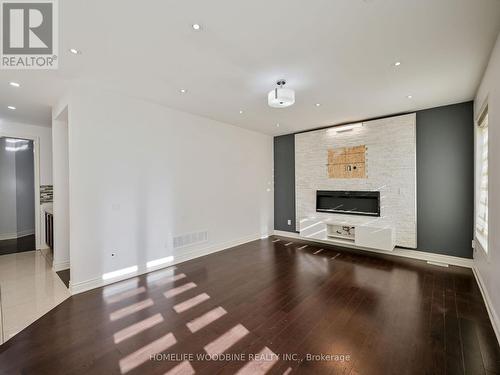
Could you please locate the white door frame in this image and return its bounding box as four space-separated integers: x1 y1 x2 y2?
0 132 42 250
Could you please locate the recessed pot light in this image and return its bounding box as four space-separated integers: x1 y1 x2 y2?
179 88 187 94
9 82 20 88
407 95 413 99
69 48 81 55
239 110 244 114
276 123 280 127
394 61 401 66
192 24 201 30
315 103 321 107
7 106 16 110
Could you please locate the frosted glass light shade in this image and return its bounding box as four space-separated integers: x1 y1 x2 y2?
268 88 295 108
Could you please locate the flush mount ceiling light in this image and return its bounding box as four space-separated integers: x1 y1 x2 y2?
9 82 20 87
69 48 81 55
394 61 401 67
268 80 295 108
192 24 201 30
7 105 16 110
276 123 280 127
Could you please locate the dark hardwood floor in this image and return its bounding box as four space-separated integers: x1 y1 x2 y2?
56 269 71 288
0 234 36 255
0 236 498 374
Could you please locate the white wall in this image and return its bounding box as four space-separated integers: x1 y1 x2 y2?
295 114 417 248
474 33 500 342
0 120 53 248
52 115 70 270
63 86 273 291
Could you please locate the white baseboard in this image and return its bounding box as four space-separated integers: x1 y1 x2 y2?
472 266 500 345
273 230 473 268
0 233 17 241
53 260 70 272
70 233 266 295
0 229 35 241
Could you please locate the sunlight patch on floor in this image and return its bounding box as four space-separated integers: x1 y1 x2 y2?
173 293 210 313
163 360 195 375
203 324 249 356
235 346 279 375
164 282 197 299
145 268 177 284
119 332 177 374
186 306 227 333
149 273 187 287
105 286 146 304
103 278 139 297
113 313 164 344
110 268 278 375
110 298 154 321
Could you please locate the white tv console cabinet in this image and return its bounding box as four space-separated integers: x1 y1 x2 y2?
299 218 395 251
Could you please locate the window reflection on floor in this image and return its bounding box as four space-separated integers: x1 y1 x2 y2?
104 266 280 375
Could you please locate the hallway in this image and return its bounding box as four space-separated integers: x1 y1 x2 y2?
0 234 36 256
0 250 70 343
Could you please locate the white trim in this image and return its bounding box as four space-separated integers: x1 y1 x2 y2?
0 233 18 241
273 230 473 268
0 132 42 251
69 233 266 295
17 229 35 237
0 229 35 241
475 96 489 126
472 266 500 345
53 260 70 272
474 235 491 263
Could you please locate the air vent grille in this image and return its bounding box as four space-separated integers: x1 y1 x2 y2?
173 231 208 249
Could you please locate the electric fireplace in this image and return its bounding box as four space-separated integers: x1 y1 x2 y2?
316 190 380 217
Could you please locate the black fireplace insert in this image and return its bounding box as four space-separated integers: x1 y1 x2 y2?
316 190 380 217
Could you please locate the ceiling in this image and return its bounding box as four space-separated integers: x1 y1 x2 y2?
1 0 499 135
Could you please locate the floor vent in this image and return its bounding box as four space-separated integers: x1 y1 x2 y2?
173 231 208 249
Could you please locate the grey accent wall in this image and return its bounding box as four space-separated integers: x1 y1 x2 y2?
416 102 474 258
274 135 296 232
273 101 475 258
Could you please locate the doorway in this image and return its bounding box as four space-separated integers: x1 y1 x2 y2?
0 137 36 255
0 132 70 343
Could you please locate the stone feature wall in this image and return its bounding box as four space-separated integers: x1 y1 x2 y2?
295 113 417 248
40 185 53 203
